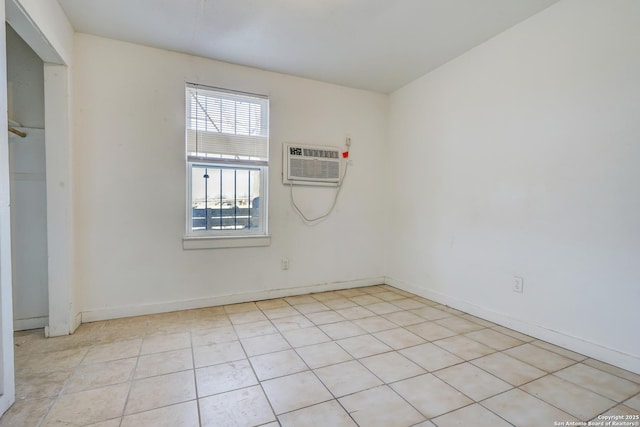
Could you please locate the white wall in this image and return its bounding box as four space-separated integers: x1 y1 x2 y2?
6 25 48 331
6 25 43 128
8 0 77 336
73 34 387 320
0 1 17 415
8 129 48 330
6 0 73 65
387 0 640 373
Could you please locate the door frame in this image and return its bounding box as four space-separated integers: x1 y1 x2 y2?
1 0 75 415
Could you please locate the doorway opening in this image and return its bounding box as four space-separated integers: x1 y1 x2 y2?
6 24 48 332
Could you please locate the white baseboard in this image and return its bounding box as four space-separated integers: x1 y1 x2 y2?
72 312 81 333
385 276 640 375
44 312 83 337
81 276 385 323
14 316 48 331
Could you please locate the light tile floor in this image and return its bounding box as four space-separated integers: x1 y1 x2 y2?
2 284 639 426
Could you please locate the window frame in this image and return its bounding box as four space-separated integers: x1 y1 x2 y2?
183 83 270 247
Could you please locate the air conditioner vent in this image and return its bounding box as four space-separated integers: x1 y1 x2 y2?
302 148 339 159
283 143 341 186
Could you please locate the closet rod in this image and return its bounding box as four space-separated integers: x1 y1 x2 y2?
8 126 26 138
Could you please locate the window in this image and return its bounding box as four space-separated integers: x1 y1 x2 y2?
185 84 269 241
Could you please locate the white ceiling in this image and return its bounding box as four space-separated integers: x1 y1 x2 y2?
57 0 559 93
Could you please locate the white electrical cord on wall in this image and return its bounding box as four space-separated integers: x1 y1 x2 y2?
289 158 350 224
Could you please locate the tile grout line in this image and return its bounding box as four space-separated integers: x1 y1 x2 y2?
118 338 143 424
301 290 432 425
188 329 203 427
280 291 400 424
237 303 289 425
5 284 640 426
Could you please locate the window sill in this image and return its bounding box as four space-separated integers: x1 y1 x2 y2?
183 235 271 250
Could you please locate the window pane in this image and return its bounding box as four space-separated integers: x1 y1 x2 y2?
191 166 208 231
186 85 269 160
190 165 262 233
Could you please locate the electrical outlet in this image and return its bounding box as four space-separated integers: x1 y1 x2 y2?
513 276 524 293
281 258 289 270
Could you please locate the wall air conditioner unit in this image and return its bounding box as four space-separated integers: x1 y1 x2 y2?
283 143 341 186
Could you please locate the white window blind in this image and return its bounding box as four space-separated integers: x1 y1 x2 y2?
186 84 269 160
